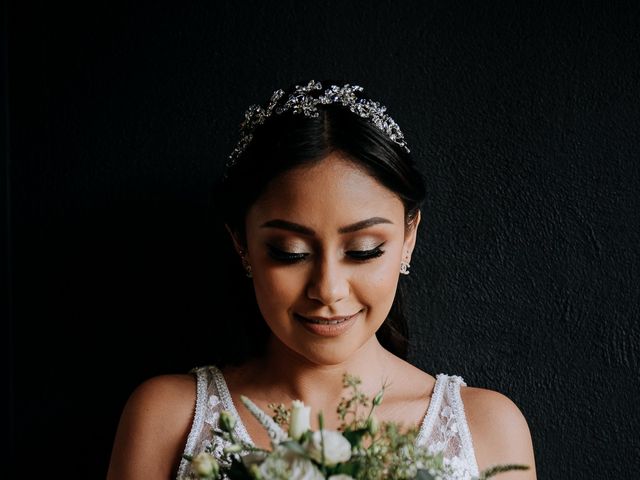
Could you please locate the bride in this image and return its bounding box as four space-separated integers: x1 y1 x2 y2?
107 80 537 479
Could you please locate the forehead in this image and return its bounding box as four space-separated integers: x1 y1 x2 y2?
247 154 405 227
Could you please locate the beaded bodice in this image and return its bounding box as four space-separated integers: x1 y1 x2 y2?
176 366 479 479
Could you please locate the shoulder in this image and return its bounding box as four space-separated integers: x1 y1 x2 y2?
460 385 537 478
121 374 197 431
130 372 196 401
107 374 197 480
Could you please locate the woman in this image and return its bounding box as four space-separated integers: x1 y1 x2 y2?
107 80 537 479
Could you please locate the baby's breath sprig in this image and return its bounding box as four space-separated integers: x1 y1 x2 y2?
268 402 290 429
338 373 372 430
337 373 390 435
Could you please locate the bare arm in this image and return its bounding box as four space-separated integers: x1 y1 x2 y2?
463 387 538 479
107 374 196 480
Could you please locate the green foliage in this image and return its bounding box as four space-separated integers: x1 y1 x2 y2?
185 372 529 480
478 464 530 479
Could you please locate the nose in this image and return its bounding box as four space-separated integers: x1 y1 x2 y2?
306 254 350 306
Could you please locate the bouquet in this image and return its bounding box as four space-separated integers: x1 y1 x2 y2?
184 374 528 479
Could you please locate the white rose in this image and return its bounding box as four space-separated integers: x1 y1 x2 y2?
191 452 219 477
288 455 325 480
305 429 352 467
257 453 290 479
328 475 355 480
289 400 311 441
258 447 323 480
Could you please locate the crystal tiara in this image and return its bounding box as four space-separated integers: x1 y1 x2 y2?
226 80 410 171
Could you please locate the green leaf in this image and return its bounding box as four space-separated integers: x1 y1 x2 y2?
225 459 254 480
479 464 530 479
343 428 368 447
299 430 312 444
279 440 307 456
333 462 360 477
416 468 437 480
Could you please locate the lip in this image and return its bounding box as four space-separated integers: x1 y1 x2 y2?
303 314 359 322
294 311 361 337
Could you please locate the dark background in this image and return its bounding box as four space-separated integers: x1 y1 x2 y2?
5 0 639 478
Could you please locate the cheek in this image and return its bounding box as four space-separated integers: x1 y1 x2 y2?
353 252 402 309
253 264 306 312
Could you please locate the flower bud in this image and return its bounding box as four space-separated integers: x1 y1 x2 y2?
249 464 263 479
367 415 379 435
372 389 384 406
288 400 311 441
219 410 237 432
223 444 243 454
191 452 219 478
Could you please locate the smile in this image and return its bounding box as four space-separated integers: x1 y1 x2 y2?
294 311 362 337
302 316 354 325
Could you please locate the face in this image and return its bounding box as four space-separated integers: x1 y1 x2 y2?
234 152 420 366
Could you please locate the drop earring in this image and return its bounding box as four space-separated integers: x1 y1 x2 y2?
238 249 253 278
400 260 411 275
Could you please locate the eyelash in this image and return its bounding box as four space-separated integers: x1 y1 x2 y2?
267 245 386 263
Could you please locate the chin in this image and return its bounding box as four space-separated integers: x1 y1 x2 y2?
292 334 373 366
265 310 383 364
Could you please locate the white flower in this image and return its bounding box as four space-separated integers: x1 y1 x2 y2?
289 455 325 480
289 400 311 441
191 452 219 477
328 475 355 480
256 453 291 480
305 429 352 467
257 447 324 480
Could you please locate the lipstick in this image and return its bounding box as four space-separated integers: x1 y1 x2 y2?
294 311 360 337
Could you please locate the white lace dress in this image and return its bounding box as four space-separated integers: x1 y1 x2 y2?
176 366 480 479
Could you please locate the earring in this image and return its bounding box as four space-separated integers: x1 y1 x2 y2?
400 260 410 275
243 262 253 278
238 249 253 278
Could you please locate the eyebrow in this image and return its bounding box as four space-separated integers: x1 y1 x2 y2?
259 217 393 235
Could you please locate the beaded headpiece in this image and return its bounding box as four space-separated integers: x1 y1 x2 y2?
226 80 410 172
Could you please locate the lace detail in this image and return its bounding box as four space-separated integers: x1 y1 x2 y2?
416 375 480 479
176 367 479 479
176 367 248 479
175 367 208 479
211 366 255 446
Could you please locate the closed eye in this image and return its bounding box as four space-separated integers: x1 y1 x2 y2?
267 246 309 263
346 245 385 261
267 243 386 263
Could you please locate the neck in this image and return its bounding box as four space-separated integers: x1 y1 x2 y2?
244 334 397 412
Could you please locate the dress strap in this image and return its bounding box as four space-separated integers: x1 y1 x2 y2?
210 365 256 446
176 367 210 479
414 374 480 478
415 373 448 445
447 375 480 477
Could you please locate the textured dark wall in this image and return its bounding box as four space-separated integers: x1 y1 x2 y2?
7 1 639 478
